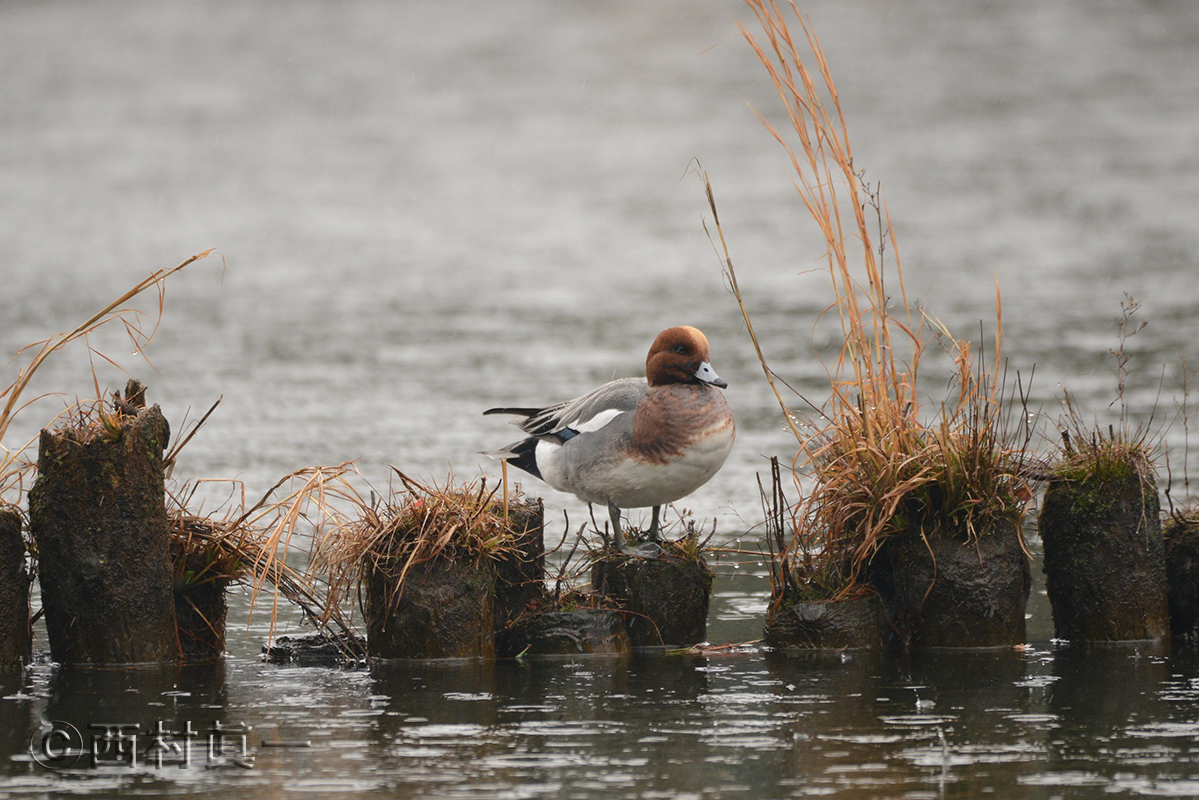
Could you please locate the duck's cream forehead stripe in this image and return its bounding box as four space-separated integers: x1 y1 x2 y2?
682 326 709 348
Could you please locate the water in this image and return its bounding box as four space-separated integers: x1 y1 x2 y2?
3 0 1199 796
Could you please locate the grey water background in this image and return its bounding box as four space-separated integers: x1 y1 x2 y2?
3 0 1199 797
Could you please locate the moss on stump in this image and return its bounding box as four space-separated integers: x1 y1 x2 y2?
591 551 713 648
28 403 178 664
1039 466 1168 642
365 558 497 659
0 506 31 668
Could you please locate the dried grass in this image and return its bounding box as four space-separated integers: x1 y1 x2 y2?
167 464 370 661
311 470 532 622
0 251 215 501
725 1 1034 602
0 252 538 661
170 512 253 590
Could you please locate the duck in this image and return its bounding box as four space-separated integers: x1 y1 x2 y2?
484 326 735 556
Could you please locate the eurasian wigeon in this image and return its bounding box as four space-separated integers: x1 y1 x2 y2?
485 326 735 555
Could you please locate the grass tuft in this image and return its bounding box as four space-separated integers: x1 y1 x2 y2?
1050 295 1159 497
311 470 533 621
166 472 377 662
729 1 1034 603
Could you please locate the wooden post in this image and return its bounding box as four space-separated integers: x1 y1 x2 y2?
29 398 178 663
0 506 31 667
1040 468 1168 642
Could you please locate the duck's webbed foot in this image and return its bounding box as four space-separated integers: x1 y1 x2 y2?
608 502 660 559
625 540 662 559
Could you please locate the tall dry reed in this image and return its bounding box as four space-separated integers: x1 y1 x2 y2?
725 1 1033 601
0 251 214 501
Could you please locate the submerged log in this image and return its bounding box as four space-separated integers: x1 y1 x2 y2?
29 400 178 663
874 516 1031 648
1164 513 1199 640
764 594 889 651
365 558 496 659
592 550 713 648
1039 467 1168 642
0 506 31 668
497 609 631 657
264 631 368 666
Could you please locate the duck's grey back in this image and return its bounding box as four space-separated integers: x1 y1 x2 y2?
519 377 648 437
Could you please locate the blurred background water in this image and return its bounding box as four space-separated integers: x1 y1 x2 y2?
2 1 1199 797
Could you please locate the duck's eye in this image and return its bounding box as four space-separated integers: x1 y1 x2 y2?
674 344 689 355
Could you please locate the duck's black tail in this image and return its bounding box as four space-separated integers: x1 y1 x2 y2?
483 437 541 480
482 406 541 418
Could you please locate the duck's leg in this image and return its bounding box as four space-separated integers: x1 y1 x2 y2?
609 502 661 559
607 502 626 552
647 505 662 542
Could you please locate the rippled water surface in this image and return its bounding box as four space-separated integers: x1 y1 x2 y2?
3 0 1199 797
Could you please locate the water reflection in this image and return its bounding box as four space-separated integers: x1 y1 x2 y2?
0 661 235 794
40 661 231 771
43 659 229 719
3 639 1199 798
370 658 498 728
1038 643 1175 792
1049 642 1169 734
901 647 1030 719
0 669 35 780
758 647 1119 797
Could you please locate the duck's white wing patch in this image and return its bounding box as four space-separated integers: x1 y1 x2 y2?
519 377 648 437
556 378 646 429
573 408 626 433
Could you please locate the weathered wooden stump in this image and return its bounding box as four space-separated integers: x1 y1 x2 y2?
764 594 889 651
175 579 227 660
498 609 631 657
492 498 546 635
874 517 1031 648
28 395 178 664
365 558 497 659
0 505 31 668
1039 466 1168 642
592 550 713 648
1164 512 1199 640
168 513 239 661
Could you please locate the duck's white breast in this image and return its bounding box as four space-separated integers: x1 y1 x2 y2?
608 417 734 508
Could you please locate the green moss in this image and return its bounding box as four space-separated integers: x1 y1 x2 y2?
1051 431 1152 485
1044 429 1157 530
784 557 861 603
1051 466 1151 526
